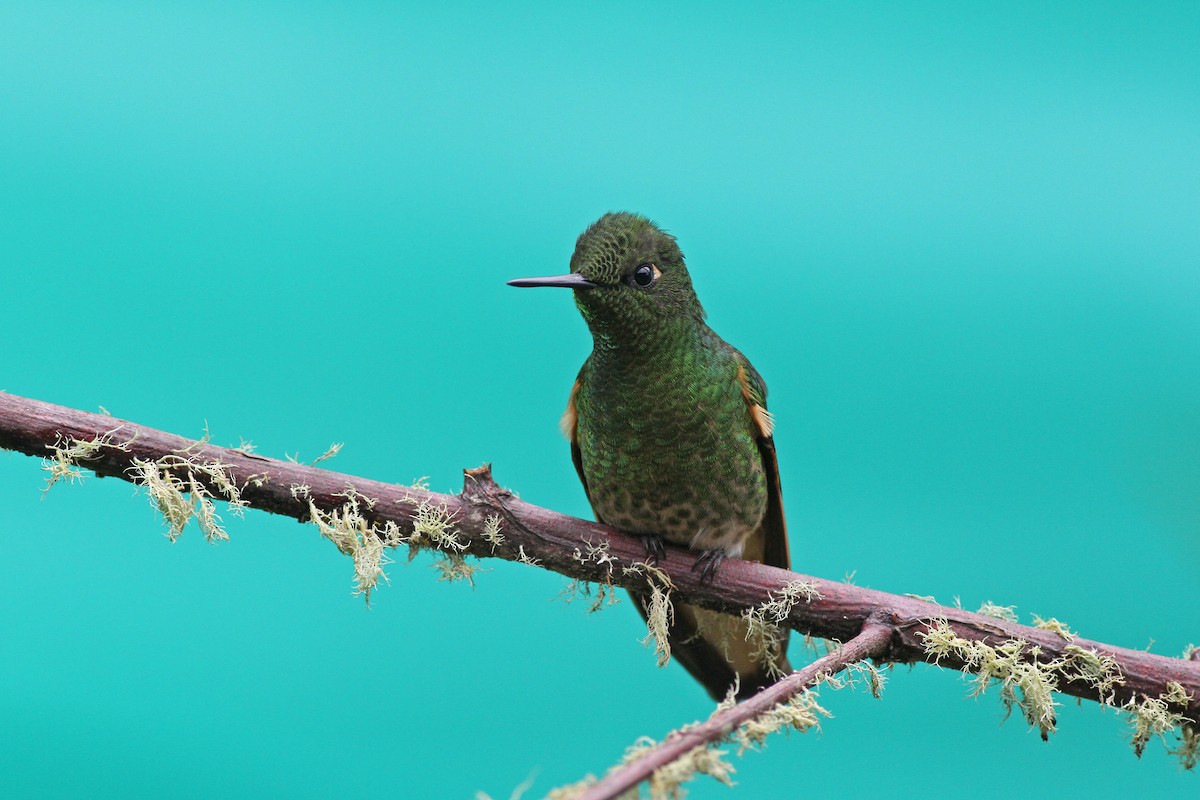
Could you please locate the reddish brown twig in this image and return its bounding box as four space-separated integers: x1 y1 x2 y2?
575 621 893 800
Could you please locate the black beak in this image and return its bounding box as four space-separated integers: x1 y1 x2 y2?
507 273 598 289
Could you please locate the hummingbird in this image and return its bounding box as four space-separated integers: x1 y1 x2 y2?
509 212 791 700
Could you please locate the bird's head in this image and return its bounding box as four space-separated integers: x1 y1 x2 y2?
509 212 705 342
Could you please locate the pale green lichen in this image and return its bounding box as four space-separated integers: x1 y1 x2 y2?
132 459 199 541
474 772 538 800
311 482 486 599
397 490 480 586
516 544 541 567
922 617 1200 765
549 654 878 800
622 561 675 667
796 633 825 658
1184 644 1198 661
545 777 596 800
283 442 343 465
733 690 832 756
190 473 225 542
1169 723 1200 770
611 735 735 800
311 442 343 465
1137 682 1199 769
433 556 481 586
921 618 1060 738
1165 680 1193 706
976 601 1019 623
715 682 740 714
641 581 675 667
1033 615 1076 642
749 580 822 622
743 580 822 676
558 579 620 613
904 593 936 603
130 453 248 543
41 429 132 495
405 496 463 553
173 424 213 454
308 493 391 601
1060 645 1123 702
573 538 619 574
645 742 735 799
919 618 1177 750
559 538 621 613
861 661 887 699
1124 687 1190 758
819 659 887 699
481 514 505 552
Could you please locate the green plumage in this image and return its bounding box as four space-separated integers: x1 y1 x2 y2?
511 211 791 700
574 325 768 556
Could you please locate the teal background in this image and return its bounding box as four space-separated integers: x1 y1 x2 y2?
1 2 1197 797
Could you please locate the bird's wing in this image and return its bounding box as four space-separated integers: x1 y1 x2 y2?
733 356 791 573
672 352 792 699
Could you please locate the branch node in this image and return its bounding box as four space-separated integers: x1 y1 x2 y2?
463 463 505 502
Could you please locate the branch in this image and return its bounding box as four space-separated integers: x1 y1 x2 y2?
574 621 893 800
2 389 1198 770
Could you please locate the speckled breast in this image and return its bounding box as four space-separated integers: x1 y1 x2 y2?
574 351 768 555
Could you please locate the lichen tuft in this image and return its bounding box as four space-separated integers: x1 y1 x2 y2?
42 429 133 494
742 580 821 677
308 492 390 601
920 619 1060 738
622 561 675 667
129 452 246 543
1033 615 1076 642
976 601 1019 623
734 690 831 756
1124 688 1189 759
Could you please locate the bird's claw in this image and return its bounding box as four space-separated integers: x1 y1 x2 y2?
640 534 667 564
693 549 726 582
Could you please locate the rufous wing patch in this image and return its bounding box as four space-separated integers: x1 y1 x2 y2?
560 378 581 440
737 364 775 438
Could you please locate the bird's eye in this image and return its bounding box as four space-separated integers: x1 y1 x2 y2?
631 263 658 288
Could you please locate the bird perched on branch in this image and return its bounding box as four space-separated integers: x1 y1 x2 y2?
509 212 791 700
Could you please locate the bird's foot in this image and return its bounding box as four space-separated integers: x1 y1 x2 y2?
640 534 667 564
693 549 727 582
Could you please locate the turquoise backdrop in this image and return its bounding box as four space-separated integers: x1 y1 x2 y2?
1 2 1197 798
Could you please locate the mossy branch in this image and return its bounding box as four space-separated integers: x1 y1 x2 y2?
566 621 892 800
2 389 1198 784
